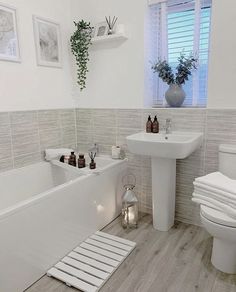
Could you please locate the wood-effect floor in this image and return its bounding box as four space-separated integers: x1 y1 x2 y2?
26 214 236 292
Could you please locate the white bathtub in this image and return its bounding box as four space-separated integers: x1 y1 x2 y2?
0 156 127 292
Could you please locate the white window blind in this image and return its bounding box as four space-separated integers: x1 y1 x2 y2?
148 0 212 107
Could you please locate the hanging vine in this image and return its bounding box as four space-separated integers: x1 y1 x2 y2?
70 20 93 91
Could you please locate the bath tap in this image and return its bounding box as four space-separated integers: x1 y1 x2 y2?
164 118 172 134
89 143 99 156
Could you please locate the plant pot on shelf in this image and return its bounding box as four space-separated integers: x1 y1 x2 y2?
165 84 186 107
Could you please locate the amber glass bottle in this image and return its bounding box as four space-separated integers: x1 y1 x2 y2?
146 115 153 133
152 116 159 133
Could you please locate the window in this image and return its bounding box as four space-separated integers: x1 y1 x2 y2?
148 0 212 107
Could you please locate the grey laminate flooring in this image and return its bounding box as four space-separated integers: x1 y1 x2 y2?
26 214 236 292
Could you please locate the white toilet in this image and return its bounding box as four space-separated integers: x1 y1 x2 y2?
200 144 236 274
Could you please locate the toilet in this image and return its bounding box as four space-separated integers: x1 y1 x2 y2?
200 144 236 274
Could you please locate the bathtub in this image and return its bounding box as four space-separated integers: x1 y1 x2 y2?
0 156 127 292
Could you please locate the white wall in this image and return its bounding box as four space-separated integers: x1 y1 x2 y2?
207 0 236 108
0 0 74 111
71 0 146 109
71 0 236 109
1 0 235 111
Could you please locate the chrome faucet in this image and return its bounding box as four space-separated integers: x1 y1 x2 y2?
88 143 99 156
164 118 172 134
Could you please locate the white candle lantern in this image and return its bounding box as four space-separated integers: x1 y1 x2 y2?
121 174 138 229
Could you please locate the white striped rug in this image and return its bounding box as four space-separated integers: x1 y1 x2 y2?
47 231 136 292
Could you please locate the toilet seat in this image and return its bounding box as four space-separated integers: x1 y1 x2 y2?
200 205 236 228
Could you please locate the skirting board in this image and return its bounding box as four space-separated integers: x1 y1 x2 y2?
47 231 136 292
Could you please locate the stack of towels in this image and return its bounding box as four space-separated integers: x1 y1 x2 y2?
192 172 236 220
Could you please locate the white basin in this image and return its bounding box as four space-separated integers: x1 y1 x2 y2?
126 131 203 232
126 131 203 159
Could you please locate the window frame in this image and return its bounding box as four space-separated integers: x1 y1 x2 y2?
148 0 212 108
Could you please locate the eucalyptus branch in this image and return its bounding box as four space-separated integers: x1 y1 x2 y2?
152 53 198 85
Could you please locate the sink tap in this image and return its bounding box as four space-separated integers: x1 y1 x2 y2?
164 119 172 134
88 143 99 156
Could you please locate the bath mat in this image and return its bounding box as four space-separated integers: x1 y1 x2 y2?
47 231 136 292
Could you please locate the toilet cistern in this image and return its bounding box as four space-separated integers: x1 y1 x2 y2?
126 130 203 231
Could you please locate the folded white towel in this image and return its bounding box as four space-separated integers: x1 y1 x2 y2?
194 186 236 208
192 193 236 220
195 172 236 195
45 148 73 161
192 197 221 212
194 181 236 202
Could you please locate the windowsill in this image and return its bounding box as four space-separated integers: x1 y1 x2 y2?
152 105 207 109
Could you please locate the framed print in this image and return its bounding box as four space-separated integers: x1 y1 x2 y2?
94 22 108 37
33 16 62 68
0 4 20 62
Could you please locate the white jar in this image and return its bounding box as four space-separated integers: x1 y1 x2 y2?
112 146 121 159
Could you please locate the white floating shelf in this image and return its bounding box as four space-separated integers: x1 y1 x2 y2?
91 33 128 44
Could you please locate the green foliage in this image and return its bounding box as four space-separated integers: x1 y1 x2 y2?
70 20 93 91
152 53 198 85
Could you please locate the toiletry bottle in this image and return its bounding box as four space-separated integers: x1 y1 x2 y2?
152 115 159 133
78 154 86 168
146 115 153 133
69 152 76 167
59 155 65 163
90 159 96 169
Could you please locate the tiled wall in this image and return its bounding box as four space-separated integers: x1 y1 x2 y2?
0 109 76 172
1 108 236 226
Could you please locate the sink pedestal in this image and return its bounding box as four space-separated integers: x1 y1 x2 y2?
126 131 203 232
152 158 176 231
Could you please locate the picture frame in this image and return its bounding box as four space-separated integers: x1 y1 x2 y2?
33 15 62 68
94 22 108 38
0 3 21 62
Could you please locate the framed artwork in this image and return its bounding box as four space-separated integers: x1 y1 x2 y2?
94 22 108 38
33 16 62 68
0 4 20 62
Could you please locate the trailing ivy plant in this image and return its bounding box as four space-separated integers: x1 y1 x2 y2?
70 20 93 91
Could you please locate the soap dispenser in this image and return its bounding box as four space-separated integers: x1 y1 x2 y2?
152 115 159 133
146 115 153 133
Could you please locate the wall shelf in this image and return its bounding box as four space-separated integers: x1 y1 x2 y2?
91 33 128 45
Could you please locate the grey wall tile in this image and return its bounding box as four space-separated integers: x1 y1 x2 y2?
0 113 12 162
0 136 12 160
39 128 62 150
0 158 13 173
12 133 40 157
205 109 236 173
38 110 60 129
10 111 38 139
60 109 76 128
14 152 42 169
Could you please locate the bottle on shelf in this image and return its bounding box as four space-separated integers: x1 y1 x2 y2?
68 152 76 167
152 115 159 133
78 154 86 168
146 115 153 133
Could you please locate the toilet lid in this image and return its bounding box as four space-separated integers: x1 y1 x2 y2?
201 205 236 228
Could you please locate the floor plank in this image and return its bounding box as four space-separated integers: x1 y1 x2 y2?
26 214 236 292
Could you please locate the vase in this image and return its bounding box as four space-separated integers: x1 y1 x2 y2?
165 84 186 107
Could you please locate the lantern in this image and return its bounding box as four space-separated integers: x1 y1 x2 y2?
121 174 138 229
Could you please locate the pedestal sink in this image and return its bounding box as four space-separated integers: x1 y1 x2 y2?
126 131 203 231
